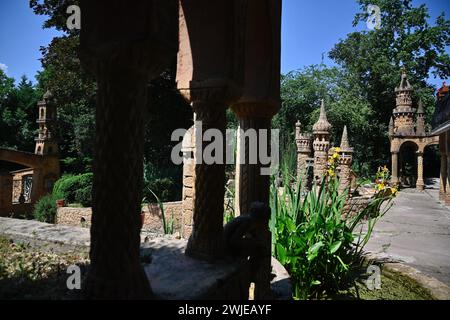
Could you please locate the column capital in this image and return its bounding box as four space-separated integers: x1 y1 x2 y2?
179 80 242 106
231 101 280 119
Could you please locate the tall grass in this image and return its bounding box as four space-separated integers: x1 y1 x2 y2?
269 165 394 299
145 188 174 235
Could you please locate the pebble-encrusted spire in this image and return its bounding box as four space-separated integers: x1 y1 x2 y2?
395 68 412 92
313 100 332 134
339 125 353 152
417 99 424 114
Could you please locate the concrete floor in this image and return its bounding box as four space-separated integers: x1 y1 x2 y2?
365 178 450 286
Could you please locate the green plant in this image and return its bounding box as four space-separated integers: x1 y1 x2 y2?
146 188 174 235
53 173 93 205
33 194 57 223
143 178 176 203
75 186 92 207
270 159 395 299
224 185 235 225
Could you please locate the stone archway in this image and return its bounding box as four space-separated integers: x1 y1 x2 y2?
0 149 59 216
423 143 440 186
398 141 419 188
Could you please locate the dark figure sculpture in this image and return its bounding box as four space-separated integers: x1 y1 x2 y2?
223 202 271 275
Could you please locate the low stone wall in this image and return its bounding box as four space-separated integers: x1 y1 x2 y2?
344 195 372 218
56 201 183 235
0 217 291 300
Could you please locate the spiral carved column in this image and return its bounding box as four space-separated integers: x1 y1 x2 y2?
185 101 227 260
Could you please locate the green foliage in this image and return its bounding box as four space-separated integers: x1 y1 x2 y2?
33 194 57 223
143 178 177 204
270 166 395 299
0 72 41 152
75 186 92 207
330 0 448 163
224 184 235 224
145 189 174 235
53 173 92 206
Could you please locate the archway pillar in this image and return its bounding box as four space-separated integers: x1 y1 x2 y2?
177 0 247 260
439 133 447 200
416 151 424 191
79 0 178 298
391 152 399 185
440 131 450 205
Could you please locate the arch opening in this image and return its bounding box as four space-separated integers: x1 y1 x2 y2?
398 141 419 188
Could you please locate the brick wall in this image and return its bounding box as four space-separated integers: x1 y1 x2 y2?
56 201 183 235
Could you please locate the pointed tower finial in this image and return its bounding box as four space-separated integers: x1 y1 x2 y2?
389 116 394 135
417 99 424 114
320 99 326 119
313 99 331 134
396 69 412 92
339 126 353 152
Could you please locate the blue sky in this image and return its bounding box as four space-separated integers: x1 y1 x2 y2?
0 0 448 87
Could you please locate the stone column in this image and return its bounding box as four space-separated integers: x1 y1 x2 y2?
232 103 277 300
79 0 178 299
177 0 247 260
446 131 450 205
447 152 450 206
184 101 228 259
233 106 275 216
416 151 424 191
439 133 447 201
181 126 195 239
391 152 399 185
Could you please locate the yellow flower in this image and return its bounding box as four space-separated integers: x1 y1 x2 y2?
334 147 341 153
332 153 339 159
390 187 398 196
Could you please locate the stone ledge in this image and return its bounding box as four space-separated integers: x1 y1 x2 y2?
0 217 292 300
365 253 450 300
0 217 90 252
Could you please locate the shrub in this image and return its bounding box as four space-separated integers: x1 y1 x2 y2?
75 186 92 207
53 173 93 206
270 154 396 300
33 194 57 223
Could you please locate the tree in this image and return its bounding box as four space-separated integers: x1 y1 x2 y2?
0 72 40 152
329 0 449 168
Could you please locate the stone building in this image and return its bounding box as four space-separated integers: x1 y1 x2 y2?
389 70 439 190
295 100 354 190
431 82 450 204
0 91 60 216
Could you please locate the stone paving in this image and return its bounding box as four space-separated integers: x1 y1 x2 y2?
365 178 450 286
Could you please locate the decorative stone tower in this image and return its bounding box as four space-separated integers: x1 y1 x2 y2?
393 70 416 136
338 126 354 192
389 70 439 190
295 121 312 178
35 90 58 156
416 99 426 136
312 100 332 183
